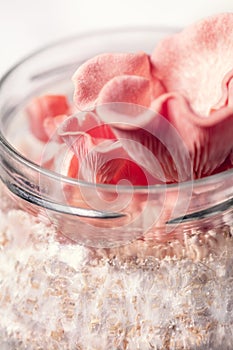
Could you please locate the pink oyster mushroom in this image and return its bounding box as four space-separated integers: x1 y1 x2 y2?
71 13 233 183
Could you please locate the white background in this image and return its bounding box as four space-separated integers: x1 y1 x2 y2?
0 0 233 76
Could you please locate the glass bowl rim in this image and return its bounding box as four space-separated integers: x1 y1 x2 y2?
0 26 232 194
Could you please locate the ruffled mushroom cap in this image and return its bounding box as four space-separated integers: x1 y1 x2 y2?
72 14 233 183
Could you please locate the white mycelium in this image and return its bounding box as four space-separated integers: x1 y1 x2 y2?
0 182 233 350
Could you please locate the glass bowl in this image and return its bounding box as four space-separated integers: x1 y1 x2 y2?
0 28 233 350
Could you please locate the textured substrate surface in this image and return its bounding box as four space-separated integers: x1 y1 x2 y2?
1 182 233 350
